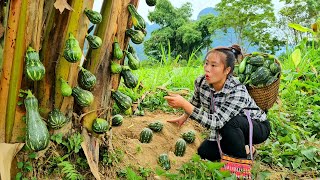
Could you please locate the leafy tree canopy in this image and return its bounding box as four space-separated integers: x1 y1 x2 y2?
215 0 285 53
278 0 320 45
144 0 216 61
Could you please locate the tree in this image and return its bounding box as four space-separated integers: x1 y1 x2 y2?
144 0 216 60
278 0 320 45
214 0 284 53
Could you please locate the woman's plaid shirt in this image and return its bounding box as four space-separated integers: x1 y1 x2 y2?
189 75 267 141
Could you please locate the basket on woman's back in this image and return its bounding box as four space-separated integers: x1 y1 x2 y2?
234 52 281 111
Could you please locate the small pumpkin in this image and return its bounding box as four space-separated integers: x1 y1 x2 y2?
60 78 72 97
92 118 109 134
86 34 102 49
48 108 68 130
113 38 124 60
78 66 97 90
63 33 82 63
84 8 102 24
25 46 45 81
72 86 94 107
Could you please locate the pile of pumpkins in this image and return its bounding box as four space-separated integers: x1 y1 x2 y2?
24 1 154 152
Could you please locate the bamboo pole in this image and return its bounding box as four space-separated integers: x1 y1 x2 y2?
0 0 22 143
5 0 28 143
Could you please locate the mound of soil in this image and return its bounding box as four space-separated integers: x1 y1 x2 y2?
112 111 206 173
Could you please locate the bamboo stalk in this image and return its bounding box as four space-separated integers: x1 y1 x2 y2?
0 0 22 143
5 0 28 142
10 0 45 143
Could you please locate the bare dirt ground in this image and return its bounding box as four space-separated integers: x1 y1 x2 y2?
111 110 207 176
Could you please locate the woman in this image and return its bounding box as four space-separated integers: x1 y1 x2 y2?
164 45 271 161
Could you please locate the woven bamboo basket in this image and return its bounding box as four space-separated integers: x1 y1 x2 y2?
244 54 281 111
247 74 280 111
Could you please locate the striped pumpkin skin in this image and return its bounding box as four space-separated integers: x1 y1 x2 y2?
139 128 153 143
112 114 123 126
84 8 102 24
24 90 50 151
113 38 124 60
125 50 140 70
158 153 171 170
111 90 132 111
148 121 163 132
25 47 45 81
181 130 196 144
125 29 145 44
174 138 186 157
72 86 94 107
86 34 102 49
128 4 146 31
48 109 68 130
92 118 109 134
63 33 82 63
78 66 96 90
121 66 138 89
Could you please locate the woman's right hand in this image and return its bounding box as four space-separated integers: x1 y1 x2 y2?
167 114 188 127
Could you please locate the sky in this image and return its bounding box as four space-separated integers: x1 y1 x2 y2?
93 0 285 24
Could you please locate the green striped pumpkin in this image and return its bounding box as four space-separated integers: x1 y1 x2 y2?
25 47 45 81
111 89 132 111
174 138 186 157
78 66 96 90
128 4 146 31
86 34 102 49
181 130 195 144
113 38 124 60
158 153 171 170
124 50 140 70
48 108 68 130
24 90 50 151
148 121 163 132
125 29 145 44
139 128 153 143
63 33 82 63
92 118 109 134
72 86 94 107
84 8 102 24
121 66 138 89
112 114 123 126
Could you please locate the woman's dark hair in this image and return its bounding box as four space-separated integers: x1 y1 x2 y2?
205 44 243 74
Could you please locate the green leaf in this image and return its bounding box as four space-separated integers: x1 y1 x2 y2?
205 161 224 171
257 171 271 180
191 154 201 162
291 49 301 68
28 152 37 159
17 162 24 169
15 172 22 180
291 156 304 169
301 147 316 161
288 23 313 33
